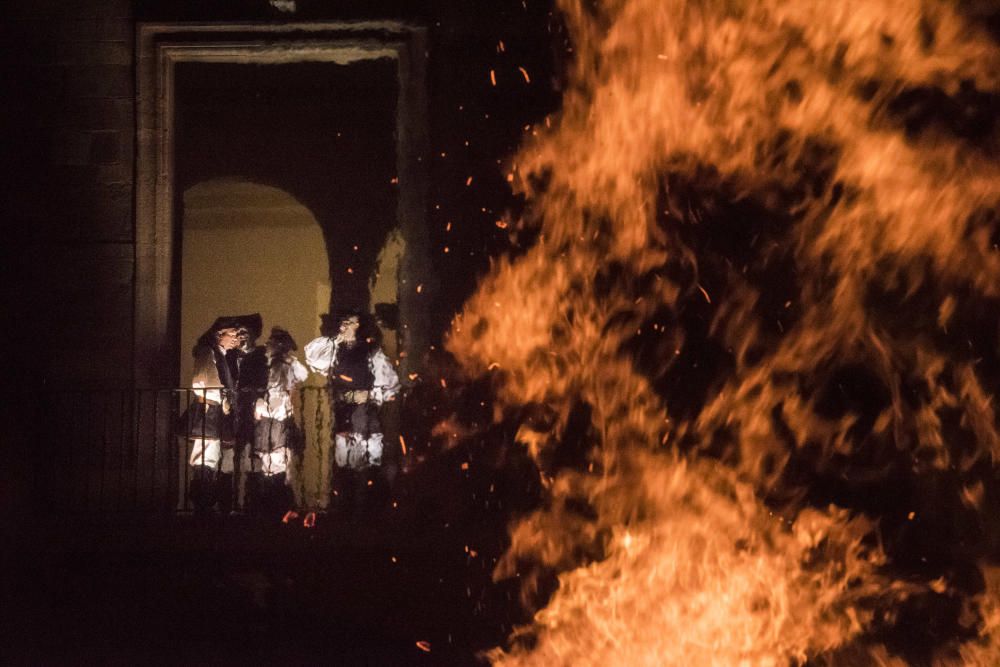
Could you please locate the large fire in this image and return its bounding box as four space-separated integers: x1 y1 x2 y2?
446 0 1000 664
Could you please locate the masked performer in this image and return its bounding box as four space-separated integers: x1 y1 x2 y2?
304 310 399 516
248 327 308 516
232 322 268 511
185 313 262 513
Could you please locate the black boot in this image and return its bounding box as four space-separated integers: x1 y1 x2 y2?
331 468 355 520
366 469 387 518
263 472 292 520
216 472 235 513
189 466 217 515
245 472 263 515
352 470 372 523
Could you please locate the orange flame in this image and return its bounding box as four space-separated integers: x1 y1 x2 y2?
488 454 893 664
445 0 1000 663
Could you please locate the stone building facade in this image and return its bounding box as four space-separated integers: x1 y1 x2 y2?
5 0 561 390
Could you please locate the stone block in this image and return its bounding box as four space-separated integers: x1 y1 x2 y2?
39 168 135 242
64 64 132 99
48 345 133 386
10 237 133 385
7 26 59 65
59 180 135 242
86 199 133 243
48 163 98 189
7 215 53 245
89 130 120 164
95 160 134 183
50 128 93 166
60 98 133 130
56 39 132 66
27 64 68 100
37 242 134 289
7 0 131 19
54 18 132 42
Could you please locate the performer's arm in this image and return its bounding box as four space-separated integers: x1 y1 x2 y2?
191 348 223 405
303 336 336 375
290 357 309 384
369 349 400 405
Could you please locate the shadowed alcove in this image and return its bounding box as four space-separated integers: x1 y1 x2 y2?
135 24 431 388
179 178 329 384
174 57 398 369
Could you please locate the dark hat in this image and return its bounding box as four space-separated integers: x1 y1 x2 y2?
210 313 263 339
266 326 297 353
319 308 363 337
319 313 338 337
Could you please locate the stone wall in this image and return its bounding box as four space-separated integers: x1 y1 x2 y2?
6 0 136 388
3 0 561 389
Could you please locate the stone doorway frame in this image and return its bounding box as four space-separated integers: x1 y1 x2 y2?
135 22 429 387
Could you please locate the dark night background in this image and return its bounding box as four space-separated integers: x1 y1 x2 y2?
175 58 400 319
1 1 564 663
6 1 999 664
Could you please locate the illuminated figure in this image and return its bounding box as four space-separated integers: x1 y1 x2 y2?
233 321 269 511
185 313 263 514
249 327 308 515
304 310 399 515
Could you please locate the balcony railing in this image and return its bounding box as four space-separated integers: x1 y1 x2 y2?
21 387 391 514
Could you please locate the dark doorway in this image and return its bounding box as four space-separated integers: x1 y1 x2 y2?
174 59 400 380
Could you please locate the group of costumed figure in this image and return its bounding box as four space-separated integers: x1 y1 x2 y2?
182 309 399 522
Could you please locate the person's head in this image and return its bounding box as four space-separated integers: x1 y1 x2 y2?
266 327 297 357
236 326 257 352
215 326 243 351
337 313 361 342
195 314 263 356
331 308 381 352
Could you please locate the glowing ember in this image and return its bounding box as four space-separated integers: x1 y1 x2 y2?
445 0 1000 664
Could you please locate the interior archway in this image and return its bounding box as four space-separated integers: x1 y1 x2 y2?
179 177 330 383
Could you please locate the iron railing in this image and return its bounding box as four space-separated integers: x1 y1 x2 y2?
21 386 390 514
